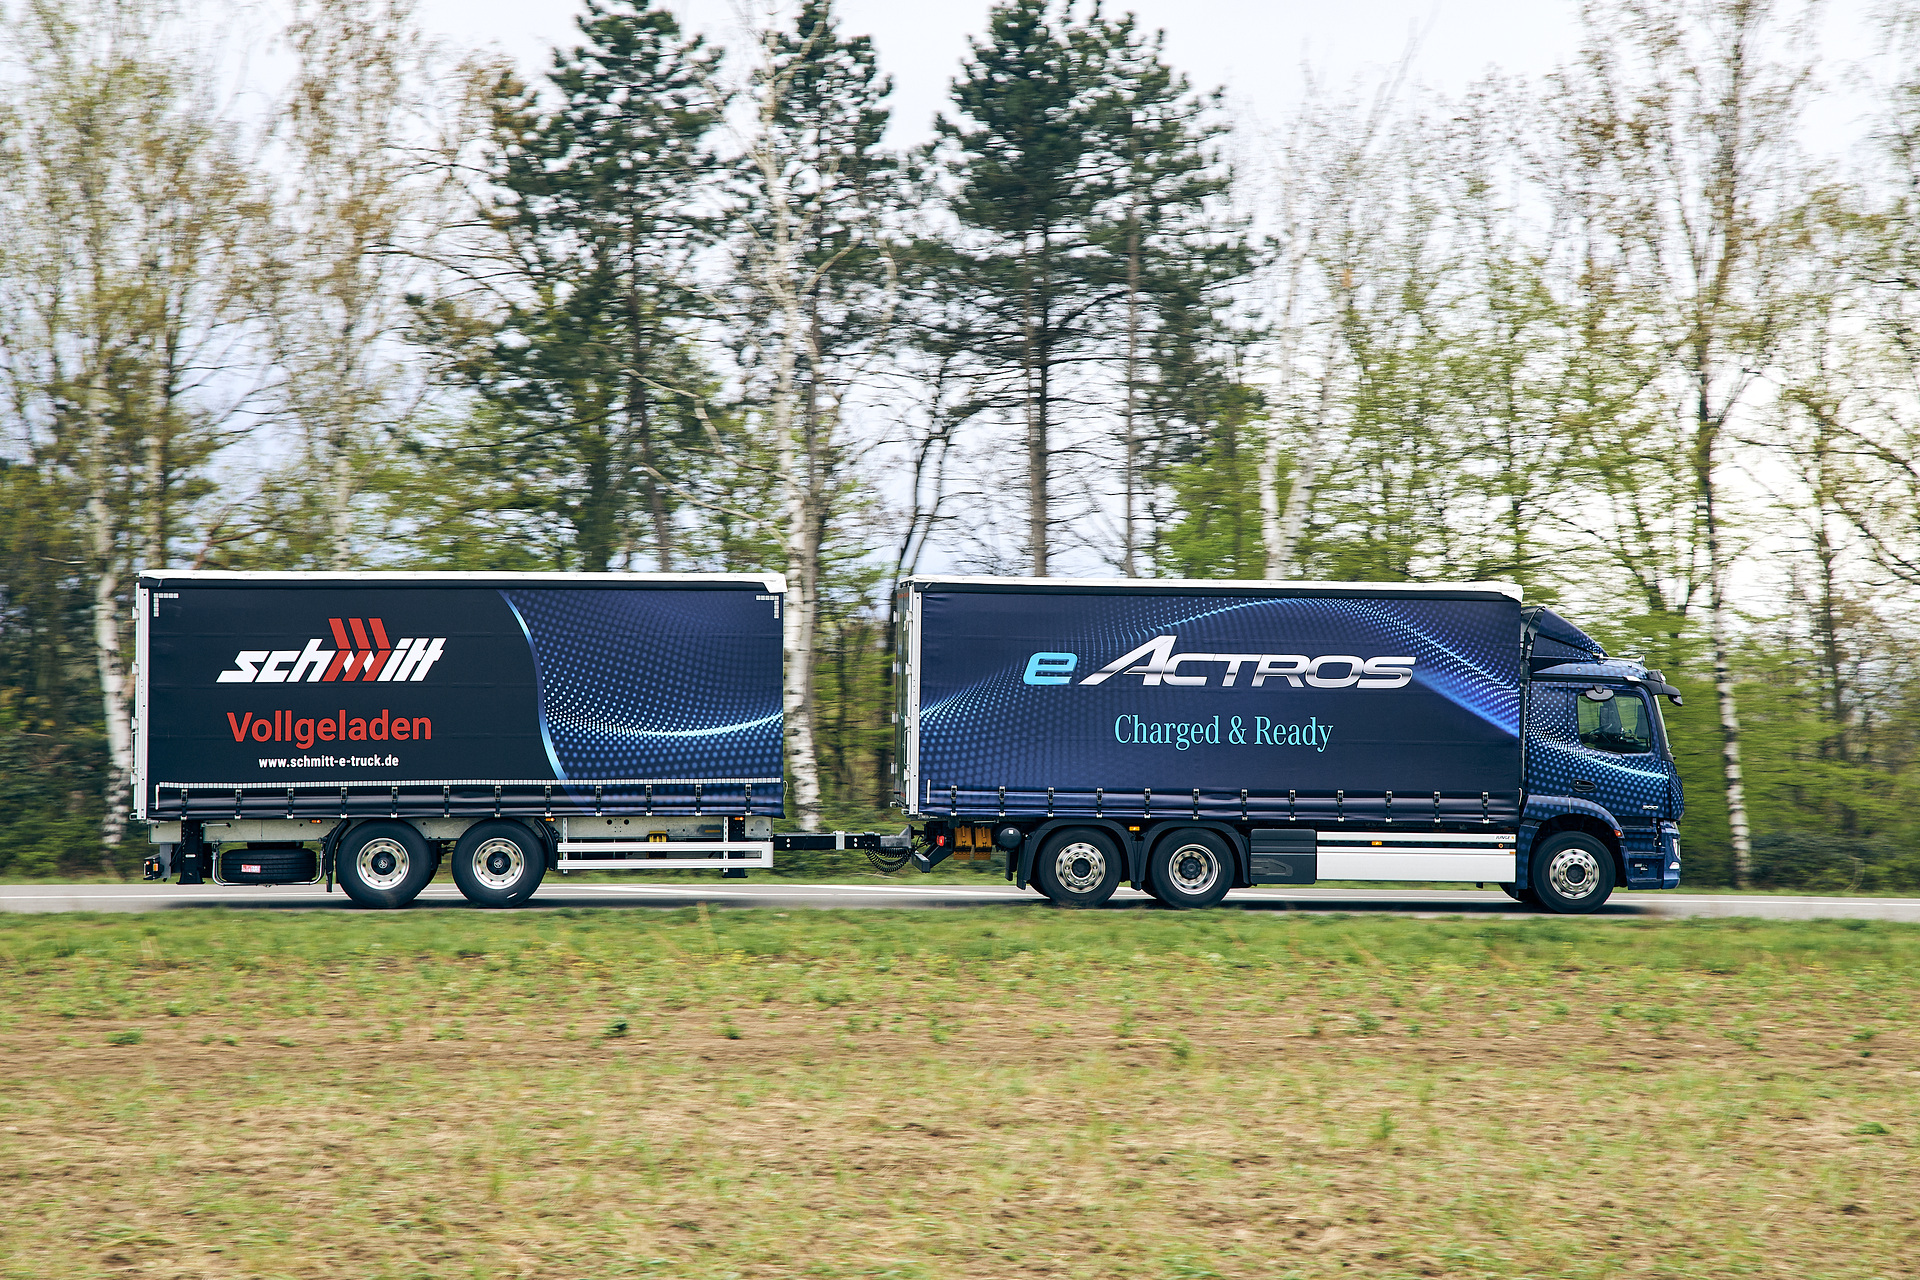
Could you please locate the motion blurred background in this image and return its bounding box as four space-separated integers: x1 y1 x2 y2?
2 0 1916 889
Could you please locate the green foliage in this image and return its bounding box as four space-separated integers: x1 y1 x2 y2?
411 0 725 573
0 463 116 877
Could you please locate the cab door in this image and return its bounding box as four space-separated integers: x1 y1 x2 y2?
1528 684 1670 843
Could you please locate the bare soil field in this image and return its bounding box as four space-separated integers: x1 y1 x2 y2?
1 908 1915 1279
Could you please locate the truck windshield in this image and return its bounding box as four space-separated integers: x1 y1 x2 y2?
1577 691 1654 754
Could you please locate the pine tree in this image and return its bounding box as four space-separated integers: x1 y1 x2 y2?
416 0 721 572
1081 13 1256 576
929 0 1118 575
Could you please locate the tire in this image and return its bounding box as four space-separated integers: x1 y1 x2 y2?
1149 828 1234 909
1034 827 1123 908
218 844 318 884
450 820 547 907
1498 882 1539 906
1529 831 1617 915
337 821 436 909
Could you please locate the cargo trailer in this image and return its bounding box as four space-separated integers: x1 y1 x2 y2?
135 570 896 908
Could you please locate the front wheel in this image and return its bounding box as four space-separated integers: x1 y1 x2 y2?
1529 832 1616 915
450 820 547 907
337 821 436 909
1035 827 1122 908
1149 828 1234 909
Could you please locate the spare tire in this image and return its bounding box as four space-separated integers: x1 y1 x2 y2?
219 845 317 885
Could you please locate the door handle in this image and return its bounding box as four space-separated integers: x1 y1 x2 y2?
1572 780 1596 793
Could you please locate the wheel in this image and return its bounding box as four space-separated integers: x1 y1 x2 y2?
450 820 546 907
1149 828 1234 909
1034 827 1123 908
337 821 436 909
1498 882 1539 905
1529 831 1617 915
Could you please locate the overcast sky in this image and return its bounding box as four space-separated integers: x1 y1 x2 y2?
415 0 1890 156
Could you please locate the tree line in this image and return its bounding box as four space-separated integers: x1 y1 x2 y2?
2 0 1917 888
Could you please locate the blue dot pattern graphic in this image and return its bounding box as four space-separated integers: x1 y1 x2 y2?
499 587 783 813
1524 675 1673 858
912 587 1522 823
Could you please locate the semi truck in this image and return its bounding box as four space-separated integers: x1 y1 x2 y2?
894 577 1686 914
135 570 896 908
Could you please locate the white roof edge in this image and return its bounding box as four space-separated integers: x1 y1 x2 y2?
141 569 788 593
899 575 1524 601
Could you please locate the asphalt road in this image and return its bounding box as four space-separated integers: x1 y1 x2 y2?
5 880 1920 920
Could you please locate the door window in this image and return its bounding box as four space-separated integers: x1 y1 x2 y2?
1577 691 1653 754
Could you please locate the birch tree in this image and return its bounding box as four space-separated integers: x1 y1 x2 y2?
1256 78 1407 577
1553 0 1813 885
265 0 438 568
730 0 900 828
0 0 255 854
1833 2 1920 588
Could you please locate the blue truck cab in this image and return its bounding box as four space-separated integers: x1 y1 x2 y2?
1521 607 1685 901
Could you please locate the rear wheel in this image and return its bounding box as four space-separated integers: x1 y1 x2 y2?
450 820 546 907
1149 828 1234 909
337 821 435 909
1035 827 1122 908
1529 832 1616 915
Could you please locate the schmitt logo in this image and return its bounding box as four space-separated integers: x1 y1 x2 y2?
216 618 447 685
1023 635 1415 689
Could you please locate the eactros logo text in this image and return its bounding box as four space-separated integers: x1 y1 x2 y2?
216 618 447 685
1023 635 1415 689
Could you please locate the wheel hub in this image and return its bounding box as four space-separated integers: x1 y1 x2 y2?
1054 842 1106 893
357 839 409 891
1547 847 1602 900
1166 843 1220 895
472 837 525 891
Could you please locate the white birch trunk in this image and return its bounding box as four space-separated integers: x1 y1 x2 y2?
329 421 355 570
750 77 823 831
1701 462 1753 886
1265 364 1333 578
1258 429 1285 579
1708 590 1752 885
83 378 134 861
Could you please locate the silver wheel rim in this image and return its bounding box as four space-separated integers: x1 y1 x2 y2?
1547 847 1603 900
1053 841 1107 894
1165 843 1220 896
471 837 525 891
356 838 410 891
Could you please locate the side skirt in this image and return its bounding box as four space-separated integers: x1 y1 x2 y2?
1316 831 1518 883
